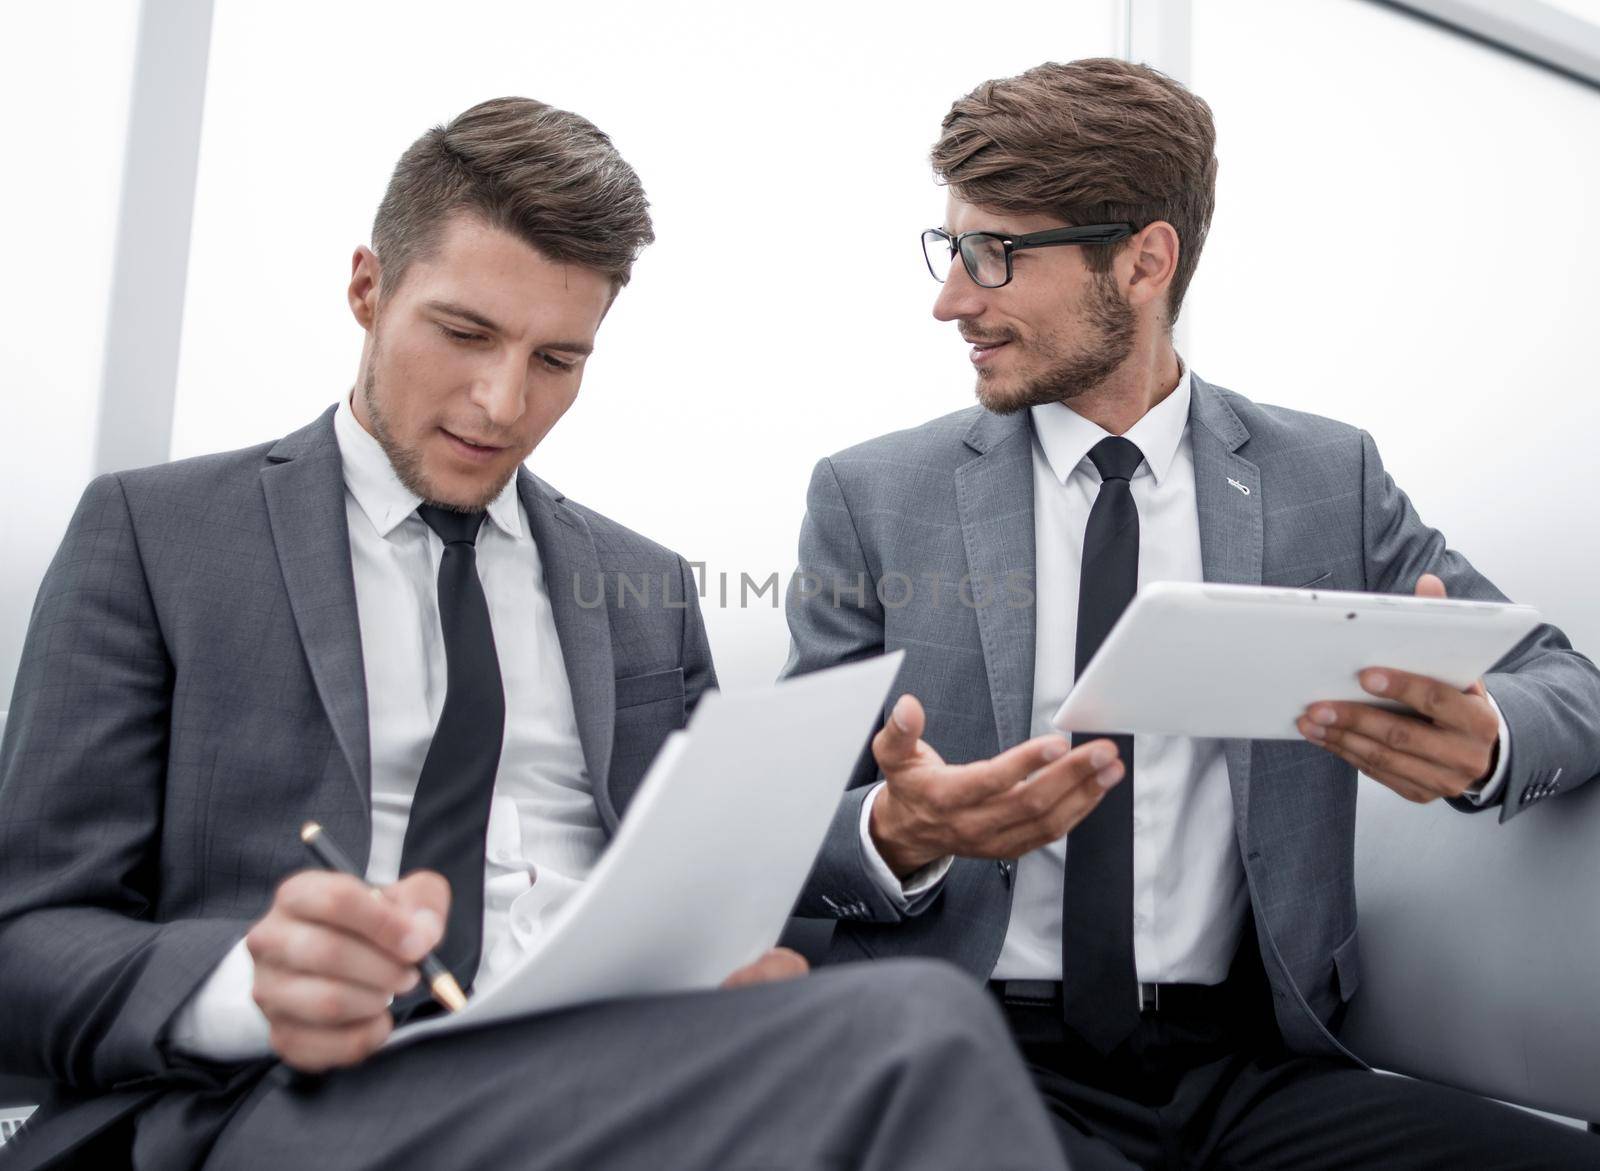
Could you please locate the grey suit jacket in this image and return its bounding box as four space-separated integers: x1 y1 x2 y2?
781 374 1600 1062
0 406 714 1167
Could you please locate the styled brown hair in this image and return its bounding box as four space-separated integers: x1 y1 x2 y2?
372 96 654 296
932 59 1217 325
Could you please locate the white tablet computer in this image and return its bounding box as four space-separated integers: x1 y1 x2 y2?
1051 582 1541 741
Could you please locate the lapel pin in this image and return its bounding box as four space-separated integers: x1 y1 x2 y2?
1227 477 1251 496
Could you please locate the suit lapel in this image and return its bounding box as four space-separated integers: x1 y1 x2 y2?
518 470 619 830
954 410 1038 753
260 407 372 816
1188 375 1263 831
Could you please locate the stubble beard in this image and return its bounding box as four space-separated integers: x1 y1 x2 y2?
975 270 1139 416
361 346 515 513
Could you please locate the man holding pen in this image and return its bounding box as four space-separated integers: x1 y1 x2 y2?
0 98 1071 1170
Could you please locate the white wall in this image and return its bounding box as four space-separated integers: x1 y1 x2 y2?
1186 0 1600 659
1546 0 1600 24
7 2 1600 705
0 4 140 710
167 0 1121 689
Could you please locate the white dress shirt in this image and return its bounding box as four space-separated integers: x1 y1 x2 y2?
864 363 1509 984
170 394 604 1059
998 367 1245 981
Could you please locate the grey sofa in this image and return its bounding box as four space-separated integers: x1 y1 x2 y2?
1343 772 1599 1131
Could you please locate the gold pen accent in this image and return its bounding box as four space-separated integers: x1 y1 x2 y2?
300 820 467 1014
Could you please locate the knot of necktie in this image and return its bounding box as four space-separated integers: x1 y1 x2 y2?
417 504 488 547
1088 436 1144 484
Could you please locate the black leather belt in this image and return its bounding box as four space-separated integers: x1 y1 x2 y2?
988 978 1231 1017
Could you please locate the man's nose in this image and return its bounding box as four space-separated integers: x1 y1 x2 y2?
931 262 987 323
472 361 527 428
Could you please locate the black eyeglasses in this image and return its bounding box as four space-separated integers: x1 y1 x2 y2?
921 223 1135 289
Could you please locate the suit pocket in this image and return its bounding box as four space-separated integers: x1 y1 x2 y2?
614 667 685 710
609 669 688 819
1332 927 1362 1002
1294 570 1334 590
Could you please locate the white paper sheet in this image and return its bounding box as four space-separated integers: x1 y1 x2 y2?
386 650 905 1048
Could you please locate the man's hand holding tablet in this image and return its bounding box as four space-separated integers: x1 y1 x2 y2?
1050 578 1538 746
1297 573 1503 805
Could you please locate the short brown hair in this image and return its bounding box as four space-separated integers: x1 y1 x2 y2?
932 59 1217 325
372 97 654 296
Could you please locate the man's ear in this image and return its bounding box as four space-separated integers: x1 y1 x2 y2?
349 246 382 331
1123 221 1180 313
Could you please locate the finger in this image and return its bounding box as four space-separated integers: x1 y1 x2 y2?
247 917 421 994
872 694 926 770
269 1014 393 1074
1305 742 1446 806
1415 573 1447 599
1355 762 1437 804
1307 721 1466 798
961 756 1122 848
722 948 810 989
385 870 452 961
943 734 1099 806
253 967 397 1028
274 870 434 963
760 946 809 978
976 741 1121 826
988 760 1123 852
1355 667 1495 737
1301 702 1488 779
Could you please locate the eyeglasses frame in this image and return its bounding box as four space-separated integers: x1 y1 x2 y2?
921 223 1137 288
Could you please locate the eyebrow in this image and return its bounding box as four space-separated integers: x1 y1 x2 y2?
424 300 594 356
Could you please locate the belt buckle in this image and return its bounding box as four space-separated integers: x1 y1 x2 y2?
1139 982 1160 1013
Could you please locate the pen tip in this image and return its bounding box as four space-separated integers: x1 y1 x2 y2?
432 973 468 1013
300 821 322 843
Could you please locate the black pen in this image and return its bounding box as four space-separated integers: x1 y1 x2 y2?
299 820 467 1013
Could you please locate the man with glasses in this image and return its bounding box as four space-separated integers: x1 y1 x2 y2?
783 58 1600 1168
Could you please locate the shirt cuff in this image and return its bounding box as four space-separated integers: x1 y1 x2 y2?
165 935 273 1062
1460 690 1512 806
857 780 953 911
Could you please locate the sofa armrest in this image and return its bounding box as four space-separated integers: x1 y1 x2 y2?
1343 776 1600 1124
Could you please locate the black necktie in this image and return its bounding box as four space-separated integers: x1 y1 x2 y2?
396 505 505 1008
1062 436 1143 1053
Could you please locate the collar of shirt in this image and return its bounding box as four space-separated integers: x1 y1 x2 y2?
1028 359 1192 488
333 392 524 542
